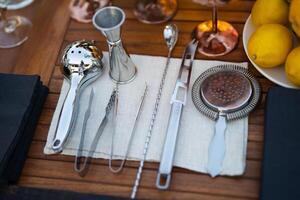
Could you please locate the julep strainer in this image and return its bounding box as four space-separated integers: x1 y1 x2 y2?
191 64 260 177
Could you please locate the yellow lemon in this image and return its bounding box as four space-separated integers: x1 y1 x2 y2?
289 0 300 37
248 24 293 68
251 0 289 26
285 47 300 86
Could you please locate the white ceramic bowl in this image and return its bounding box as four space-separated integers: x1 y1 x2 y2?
243 15 300 89
6 0 34 10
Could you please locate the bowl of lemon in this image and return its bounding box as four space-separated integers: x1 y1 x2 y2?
243 0 300 89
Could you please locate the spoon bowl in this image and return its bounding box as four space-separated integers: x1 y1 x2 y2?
52 40 104 153
163 24 178 51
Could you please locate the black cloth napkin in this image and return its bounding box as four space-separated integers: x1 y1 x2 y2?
261 86 300 200
0 186 126 200
0 73 48 184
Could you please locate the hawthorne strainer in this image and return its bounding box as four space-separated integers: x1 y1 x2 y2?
192 64 260 177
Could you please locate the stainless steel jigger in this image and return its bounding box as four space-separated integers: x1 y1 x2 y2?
92 6 137 84
52 40 104 153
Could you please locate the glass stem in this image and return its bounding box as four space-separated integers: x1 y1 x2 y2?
212 4 218 34
0 7 7 22
0 6 17 34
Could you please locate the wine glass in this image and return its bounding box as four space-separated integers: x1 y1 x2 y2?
193 0 238 57
134 0 177 24
0 0 32 48
69 0 110 23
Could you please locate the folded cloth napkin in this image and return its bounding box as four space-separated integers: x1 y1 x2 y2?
0 186 125 200
0 73 48 184
44 53 248 176
260 87 300 200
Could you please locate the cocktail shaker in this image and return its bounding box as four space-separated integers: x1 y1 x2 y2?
92 6 137 84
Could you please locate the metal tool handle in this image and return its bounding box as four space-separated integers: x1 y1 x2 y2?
74 89 94 176
109 84 148 174
156 101 183 190
207 115 227 177
52 74 83 152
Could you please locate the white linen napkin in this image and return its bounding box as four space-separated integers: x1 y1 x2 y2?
44 53 248 176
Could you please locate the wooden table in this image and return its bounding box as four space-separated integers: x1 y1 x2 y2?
0 0 273 199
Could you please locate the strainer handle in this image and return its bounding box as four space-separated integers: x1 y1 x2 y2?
207 115 227 177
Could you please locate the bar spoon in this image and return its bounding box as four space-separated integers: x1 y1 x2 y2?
130 23 178 199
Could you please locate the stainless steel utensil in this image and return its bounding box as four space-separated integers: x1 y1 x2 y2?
74 88 117 176
191 64 261 177
109 83 148 173
92 6 137 84
131 24 178 199
74 84 148 176
156 39 198 190
52 40 103 153
74 88 94 175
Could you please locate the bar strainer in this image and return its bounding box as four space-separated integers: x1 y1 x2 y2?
191 64 260 177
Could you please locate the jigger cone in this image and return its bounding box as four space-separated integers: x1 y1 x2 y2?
93 6 137 84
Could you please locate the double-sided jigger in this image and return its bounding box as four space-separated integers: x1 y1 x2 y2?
92 6 137 84
52 40 104 152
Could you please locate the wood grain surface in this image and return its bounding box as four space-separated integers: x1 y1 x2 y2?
0 0 274 199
